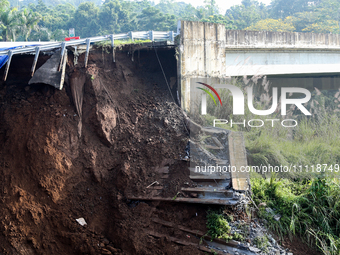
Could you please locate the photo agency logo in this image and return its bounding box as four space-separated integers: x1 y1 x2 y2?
196 82 312 128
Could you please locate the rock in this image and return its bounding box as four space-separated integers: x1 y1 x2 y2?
75 218 87 226
249 247 261 253
103 238 110 245
95 103 117 146
270 237 277 246
274 214 281 221
163 119 169 127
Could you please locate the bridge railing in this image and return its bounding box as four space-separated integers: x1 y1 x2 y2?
0 30 177 81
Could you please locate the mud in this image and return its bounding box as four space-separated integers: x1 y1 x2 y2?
0 47 208 255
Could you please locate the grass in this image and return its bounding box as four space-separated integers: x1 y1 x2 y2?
191 77 340 180
252 177 340 254
205 210 246 244
94 39 152 48
253 235 269 252
206 210 233 242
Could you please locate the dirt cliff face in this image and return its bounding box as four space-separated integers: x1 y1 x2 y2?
0 47 208 255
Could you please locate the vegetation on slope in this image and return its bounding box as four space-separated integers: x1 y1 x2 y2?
191 76 340 254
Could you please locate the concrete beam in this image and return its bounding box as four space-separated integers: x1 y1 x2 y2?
225 49 340 76
225 30 340 49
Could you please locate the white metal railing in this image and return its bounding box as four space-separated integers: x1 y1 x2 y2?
1 30 177 80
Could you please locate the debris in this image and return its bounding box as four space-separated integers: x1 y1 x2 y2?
146 181 159 188
274 214 281 221
76 218 87 226
266 207 281 221
189 192 198 198
249 247 261 252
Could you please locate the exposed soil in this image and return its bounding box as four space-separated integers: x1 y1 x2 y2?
0 46 320 255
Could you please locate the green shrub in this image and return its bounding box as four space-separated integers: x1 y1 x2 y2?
206 210 233 242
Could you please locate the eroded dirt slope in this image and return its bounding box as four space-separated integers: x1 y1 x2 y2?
0 47 208 255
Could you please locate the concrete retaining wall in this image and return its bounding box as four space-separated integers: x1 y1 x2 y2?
178 21 227 111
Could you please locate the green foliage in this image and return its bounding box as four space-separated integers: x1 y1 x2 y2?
98 0 136 34
269 0 313 19
137 6 176 31
206 210 232 242
200 15 235 30
245 18 295 32
0 6 20 41
302 20 340 34
253 235 269 252
233 232 245 242
252 177 340 254
71 2 100 38
18 8 41 41
225 0 268 30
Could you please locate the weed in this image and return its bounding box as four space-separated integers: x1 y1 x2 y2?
210 249 218 255
233 232 245 242
206 210 233 242
254 235 269 252
95 39 152 49
196 76 340 254
252 177 340 254
172 192 180 200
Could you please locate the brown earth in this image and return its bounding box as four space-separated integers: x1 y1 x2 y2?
0 46 320 255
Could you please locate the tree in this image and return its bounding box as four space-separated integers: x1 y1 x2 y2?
0 7 20 41
98 0 136 34
155 0 189 17
18 8 41 41
204 0 219 16
200 15 236 30
178 4 198 21
225 0 268 29
269 0 313 19
137 6 176 31
245 18 295 32
302 20 339 33
29 27 51 41
71 2 100 38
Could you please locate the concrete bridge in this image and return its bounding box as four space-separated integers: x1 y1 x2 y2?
177 21 340 111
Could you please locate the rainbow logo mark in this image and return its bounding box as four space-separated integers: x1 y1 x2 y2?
196 82 222 106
